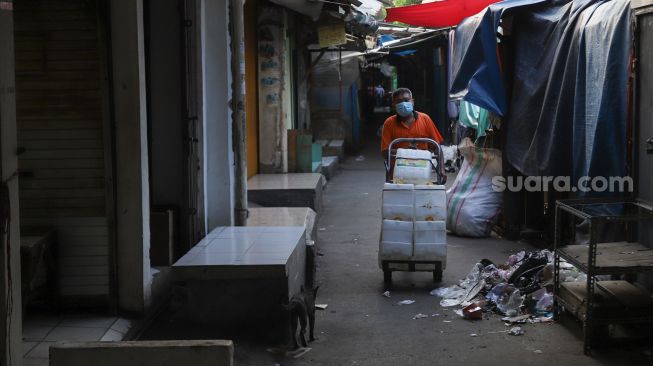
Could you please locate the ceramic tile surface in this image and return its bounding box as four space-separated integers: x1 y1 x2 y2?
100 329 125 342
247 173 323 190
248 207 310 226
22 325 54 342
25 341 56 359
23 312 131 364
110 318 132 334
173 226 304 269
22 341 38 356
44 326 106 342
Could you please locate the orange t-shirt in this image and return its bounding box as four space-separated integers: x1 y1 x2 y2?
381 112 444 153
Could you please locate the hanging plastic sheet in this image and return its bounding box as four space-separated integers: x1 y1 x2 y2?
384 0 503 28
378 35 417 56
449 0 548 116
459 100 490 137
506 0 631 180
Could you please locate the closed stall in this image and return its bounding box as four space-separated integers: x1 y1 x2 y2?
14 0 113 304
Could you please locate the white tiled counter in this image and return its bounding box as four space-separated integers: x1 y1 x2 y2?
172 226 306 330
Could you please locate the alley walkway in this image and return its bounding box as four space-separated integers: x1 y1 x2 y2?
140 140 652 366
264 143 585 366
258 141 651 366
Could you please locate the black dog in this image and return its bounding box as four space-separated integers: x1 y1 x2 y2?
285 285 319 349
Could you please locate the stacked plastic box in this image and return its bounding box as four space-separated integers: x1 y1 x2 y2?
380 183 447 261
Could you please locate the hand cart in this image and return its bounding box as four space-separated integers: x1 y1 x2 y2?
380 138 447 284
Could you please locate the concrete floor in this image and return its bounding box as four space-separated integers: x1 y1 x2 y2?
140 140 653 366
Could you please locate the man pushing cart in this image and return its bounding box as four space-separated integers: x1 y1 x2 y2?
379 87 448 284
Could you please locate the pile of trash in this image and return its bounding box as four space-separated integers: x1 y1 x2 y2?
431 250 585 321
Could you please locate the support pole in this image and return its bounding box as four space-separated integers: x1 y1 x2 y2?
230 0 248 226
0 2 22 364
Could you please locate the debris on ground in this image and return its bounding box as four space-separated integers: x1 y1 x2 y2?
430 250 565 330
508 327 525 336
470 333 478 337
463 302 484 320
397 299 416 306
315 304 328 310
534 350 543 354
413 313 429 320
501 314 530 324
430 263 487 307
355 155 365 161
382 291 391 298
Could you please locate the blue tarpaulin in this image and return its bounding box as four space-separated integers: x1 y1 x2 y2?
379 34 417 56
450 0 632 182
450 0 548 116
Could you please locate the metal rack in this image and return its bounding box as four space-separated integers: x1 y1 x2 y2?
553 198 653 355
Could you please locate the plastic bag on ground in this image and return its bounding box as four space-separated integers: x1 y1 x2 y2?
446 138 502 237
497 288 523 315
439 279 485 307
432 263 486 307
430 286 466 299
486 283 510 303
535 292 553 314
459 263 484 288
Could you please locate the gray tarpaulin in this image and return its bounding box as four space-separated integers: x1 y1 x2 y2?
506 0 631 180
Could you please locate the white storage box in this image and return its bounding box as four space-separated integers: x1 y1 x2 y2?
382 183 414 221
396 148 432 160
414 185 447 221
414 220 447 258
380 219 413 259
393 148 432 185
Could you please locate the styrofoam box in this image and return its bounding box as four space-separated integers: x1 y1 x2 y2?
414 185 447 221
414 220 447 258
382 183 414 221
380 219 413 259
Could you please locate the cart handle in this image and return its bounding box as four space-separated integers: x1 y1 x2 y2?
386 138 446 185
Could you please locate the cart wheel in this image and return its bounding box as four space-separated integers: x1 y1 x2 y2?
383 270 392 284
433 270 442 283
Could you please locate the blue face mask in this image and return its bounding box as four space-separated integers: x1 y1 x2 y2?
395 101 413 117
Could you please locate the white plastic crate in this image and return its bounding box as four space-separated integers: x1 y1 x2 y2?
380 219 413 259
414 185 447 221
413 220 447 258
382 183 414 221
393 148 432 185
